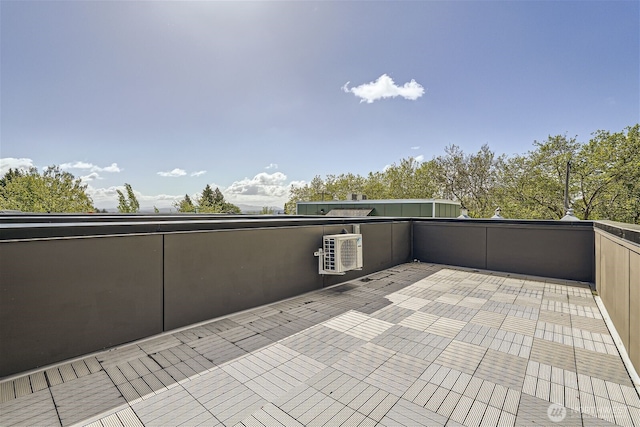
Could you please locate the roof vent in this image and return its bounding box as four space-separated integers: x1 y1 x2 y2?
491 207 503 219
457 207 470 219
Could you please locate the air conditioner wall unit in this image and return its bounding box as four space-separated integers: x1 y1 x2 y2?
314 233 363 275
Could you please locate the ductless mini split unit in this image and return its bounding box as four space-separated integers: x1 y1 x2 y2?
314 233 363 275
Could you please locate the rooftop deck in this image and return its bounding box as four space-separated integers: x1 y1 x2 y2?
1 263 638 427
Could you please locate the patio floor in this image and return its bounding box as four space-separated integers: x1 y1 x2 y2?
1 263 639 426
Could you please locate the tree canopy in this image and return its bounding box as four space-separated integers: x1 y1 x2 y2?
285 124 639 223
174 184 240 214
0 165 95 213
116 183 140 213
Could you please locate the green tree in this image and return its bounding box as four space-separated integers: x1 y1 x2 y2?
199 184 216 208
116 183 140 213
260 206 275 214
174 194 196 213
381 157 424 199
572 125 640 222
0 166 94 213
195 185 240 213
497 135 579 219
284 124 639 222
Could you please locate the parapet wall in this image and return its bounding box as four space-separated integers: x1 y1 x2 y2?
0 217 410 377
412 219 595 283
594 221 640 375
3 215 634 379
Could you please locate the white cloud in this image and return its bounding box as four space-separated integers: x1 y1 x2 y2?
80 172 102 182
158 168 187 177
226 172 288 197
60 161 122 173
411 146 420 150
414 155 424 162
101 163 121 173
265 163 278 170
191 170 207 177
223 172 303 207
342 74 425 103
0 157 35 175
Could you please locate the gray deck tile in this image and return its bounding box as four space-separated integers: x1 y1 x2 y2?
450 396 474 424
498 411 516 427
139 336 183 354
235 333 274 353
425 386 449 413
462 376 484 400
251 403 301 427
4 263 639 427
356 388 388 418
367 392 398 422
97 346 147 369
129 359 152 378
564 370 579 390
203 389 264 425
480 405 501 426
0 389 60 427
475 350 528 390
277 384 317 413
130 377 154 399
51 371 126 426
45 367 64 386
0 379 15 403
71 360 91 378
451 372 472 395
138 355 163 373
574 348 633 385
628 407 640 426
294 394 336 425
343 383 379 413
414 382 439 406
29 371 48 393
435 340 486 374
133 389 214 427
516 393 582 426
98 413 123 427
12 377 30 398
339 411 367 426
171 361 198 379
385 397 449 426
438 390 463 418
163 364 188 383
245 374 289 401
581 413 621 426
307 399 346 426
324 405 357 426
402 378 428 401
116 382 141 403
464 400 487 427
117 363 139 381
477 380 496 404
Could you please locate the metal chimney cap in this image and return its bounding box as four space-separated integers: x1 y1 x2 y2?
457 207 470 219
491 207 503 219
561 208 580 221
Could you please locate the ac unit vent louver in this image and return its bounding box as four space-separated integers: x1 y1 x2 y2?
316 233 363 275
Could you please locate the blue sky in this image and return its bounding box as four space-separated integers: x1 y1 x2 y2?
1 1 638 209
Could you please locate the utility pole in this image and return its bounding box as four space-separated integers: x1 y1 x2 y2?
564 161 571 212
